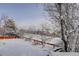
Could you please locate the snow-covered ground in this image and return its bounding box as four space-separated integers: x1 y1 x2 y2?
0 34 63 56
0 39 50 56
0 39 79 56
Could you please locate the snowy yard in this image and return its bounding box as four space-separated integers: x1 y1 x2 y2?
0 39 79 56
0 39 50 56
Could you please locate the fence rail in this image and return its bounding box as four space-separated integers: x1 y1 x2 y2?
24 37 60 47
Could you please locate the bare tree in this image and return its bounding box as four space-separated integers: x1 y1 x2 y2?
44 3 79 52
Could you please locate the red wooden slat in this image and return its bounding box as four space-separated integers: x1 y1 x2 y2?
0 36 16 39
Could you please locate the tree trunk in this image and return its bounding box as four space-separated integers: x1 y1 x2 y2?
60 19 68 52
59 3 68 52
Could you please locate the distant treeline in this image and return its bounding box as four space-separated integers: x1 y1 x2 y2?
25 30 61 37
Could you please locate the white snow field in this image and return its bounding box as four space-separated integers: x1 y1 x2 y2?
0 39 79 56
0 39 49 56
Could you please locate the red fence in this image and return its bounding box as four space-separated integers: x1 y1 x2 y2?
0 36 16 39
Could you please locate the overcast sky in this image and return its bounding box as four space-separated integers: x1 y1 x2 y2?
0 3 48 27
